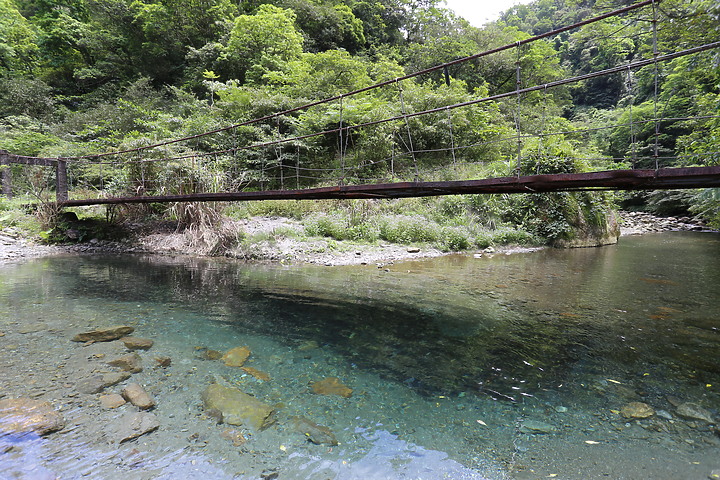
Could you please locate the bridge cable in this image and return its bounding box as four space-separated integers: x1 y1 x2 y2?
652 0 660 171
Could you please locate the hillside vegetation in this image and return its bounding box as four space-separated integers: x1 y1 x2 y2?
1 0 719 250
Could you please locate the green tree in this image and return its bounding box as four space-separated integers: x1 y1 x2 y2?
0 0 38 74
223 4 304 84
279 0 366 53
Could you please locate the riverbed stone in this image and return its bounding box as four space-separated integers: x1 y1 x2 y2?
202 349 223 360
122 383 156 410
241 366 270 381
220 428 247 447
107 353 143 373
519 419 557 434
620 402 655 419
76 372 131 394
201 384 275 431
0 398 65 436
291 416 338 446
222 346 251 367
120 337 154 351
99 394 126 409
116 412 159 443
310 377 353 398
72 325 134 343
676 402 714 424
154 356 172 367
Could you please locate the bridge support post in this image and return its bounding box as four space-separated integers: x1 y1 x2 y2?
56 159 68 202
0 150 11 199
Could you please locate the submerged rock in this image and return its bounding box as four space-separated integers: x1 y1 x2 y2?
0 398 65 436
220 428 247 447
222 346 251 367
291 416 338 446
76 372 131 394
310 377 353 398
99 394 126 409
122 383 156 410
519 419 557 434
154 356 172 367
241 366 270 382
620 402 655 419
676 402 714 424
116 412 159 443
120 337 154 351
201 384 275 431
107 353 143 373
202 349 223 361
72 325 134 343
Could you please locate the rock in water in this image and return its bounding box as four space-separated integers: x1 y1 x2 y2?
99 394 126 409
72 326 134 342
154 356 172 367
116 412 159 443
291 416 338 446
107 353 143 373
620 402 655 419
310 377 353 398
201 384 275 431
120 337 154 351
241 367 270 381
676 402 714 424
0 398 65 436
519 419 557 434
222 346 251 367
122 383 156 410
76 372 131 394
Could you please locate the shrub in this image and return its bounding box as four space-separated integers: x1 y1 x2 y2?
439 226 471 251
378 215 440 244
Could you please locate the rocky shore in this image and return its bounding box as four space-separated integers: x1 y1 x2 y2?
618 210 710 236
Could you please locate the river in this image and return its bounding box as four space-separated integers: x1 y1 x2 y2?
1 232 718 479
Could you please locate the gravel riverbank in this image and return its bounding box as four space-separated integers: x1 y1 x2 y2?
0 211 713 264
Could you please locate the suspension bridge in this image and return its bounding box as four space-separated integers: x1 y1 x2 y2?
1 0 719 208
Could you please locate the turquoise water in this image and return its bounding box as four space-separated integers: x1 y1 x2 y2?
1 232 719 479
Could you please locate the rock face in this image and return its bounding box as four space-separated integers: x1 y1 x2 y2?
76 372 131 394
676 402 714 423
291 416 338 446
72 326 134 343
620 402 655 419
201 384 275 431
0 398 65 436
310 377 353 398
120 337 154 351
122 383 156 410
116 412 159 443
222 346 251 367
552 209 620 248
107 353 143 373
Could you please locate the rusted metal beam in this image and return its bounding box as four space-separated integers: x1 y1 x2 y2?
57 166 720 207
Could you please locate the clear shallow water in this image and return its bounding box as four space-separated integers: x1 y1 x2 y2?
0 232 719 479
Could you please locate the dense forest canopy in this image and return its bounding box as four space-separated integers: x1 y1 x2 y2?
1 0 720 234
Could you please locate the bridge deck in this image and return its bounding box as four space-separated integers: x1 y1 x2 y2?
59 166 720 207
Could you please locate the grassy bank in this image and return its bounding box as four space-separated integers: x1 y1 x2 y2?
1 193 543 255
